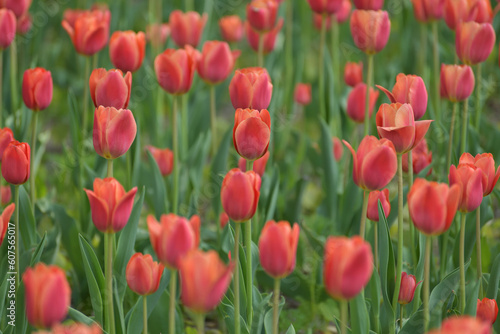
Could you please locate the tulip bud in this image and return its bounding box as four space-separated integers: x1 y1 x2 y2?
0 9 16 50
247 0 279 32
238 151 270 177
398 272 420 305
126 253 164 296
346 83 379 123
307 0 343 14
323 236 374 300
85 178 137 233
1 185 11 205
245 18 284 54
259 220 300 279
0 203 14 246
219 15 244 43
155 46 197 95
147 214 200 269
367 188 390 222
146 23 170 48
89 68 132 109
408 178 460 236
219 211 229 229
62 9 111 56
229 67 273 110
2 141 30 185
334 0 353 23
197 41 239 85
343 135 397 191
444 0 493 31
23 263 71 328
221 168 261 222
353 0 384 10
477 298 498 325
146 146 174 177
456 21 495 65
178 249 234 313
411 0 445 22
294 83 312 106
22 68 53 111
333 137 343 161
92 106 137 160
449 161 484 213
344 61 363 87
233 108 271 161
350 10 391 54
402 138 432 175
109 31 146 73
426 316 492 334
440 64 475 102
169 10 207 47
0 127 14 162
459 153 500 197
34 323 102 334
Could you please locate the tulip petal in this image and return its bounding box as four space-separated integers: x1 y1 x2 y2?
411 120 432 150
106 109 137 159
409 182 446 235
445 184 461 230
377 125 415 153
234 117 270 160
205 262 235 311
85 189 110 232
111 187 137 233
340 243 373 299
376 84 397 103
342 140 360 187
465 169 484 212
33 71 53 111
360 145 397 190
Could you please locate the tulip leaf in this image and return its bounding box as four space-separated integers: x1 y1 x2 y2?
131 118 141 187
29 231 46 267
18 185 37 249
14 283 27 334
464 279 480 316
68 307 101 327
220 295 249 334
319 118 339 222
264 295 285 334
146 150 167 219
486 253 500 300
263 165 280 223
349 293 370 334
210 127 232 219
0 276 8 321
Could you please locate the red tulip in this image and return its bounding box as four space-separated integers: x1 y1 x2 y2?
402 138 432 175
313 13 332 30
398 272 420 305
33 323 102 334
426 316 492 334
333 137 343 161
155 46 197 95
219 211 229 229
2 141 30 185
221 168 261 222
147 214 200 269
92 106 137 159
346 83 379 123
146 23 170 48
16 12 31 35
456 21 495 65
169 10 207 47
0 127 14 162
0 203 14 246
23 263 71 328
343 135 397 191
219 15 244 43
245 18 284 54
459 153 500 196
440 64 475 102
350 10 390 54
334 0 353 23
323 236 374 300
22 68 53 111
0 0 31 18
0 9 15 49
1 184 11 205
238 151 270 177
146 146 174 177
61 9 86 28
294 83 312 106
412 0 445 22
449 161 484 212
367 188 390 222
353 0 384 10
89 68 132 109
307 0 343 14
259 220 300 279
247 0 279 32
408 178 460 236
477 298 498 325
109 31 146 73
178 249 234 313
126 253 164 296
444 0 493 31
197 41 239 85
233 108 271 160
229 67 273 110
344 61 363 87
62 9 111 56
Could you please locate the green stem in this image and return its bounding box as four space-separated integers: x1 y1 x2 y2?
460 99 468 154
331 19 340 134
245 160 254 327
172 96 179 214
186 0 194 11
432 21 440 122
318 15 327 124
423 235 431 332
392 154 404 308
340 299 348 334
10 38 18 121
272 278 280 334
364 54 374 136
459 212 466 314
83 56 91 138
285 0 293 112
194 313 205 334
408 151 417 268
169 270 177 334
258 33 264 68
474 63 482 129
400 304 404 330
476 206 483 297
447 102 458 169
105 232 116 334
30 112 38 214
374 221 379 271
155 87 163 142
182 94 188 161
107 159 113 178
0 51 3 128
419 24 427 78
210 85 217 156
360 190 369 239
143 296 148 334
14 186 19 288
234 223 241 334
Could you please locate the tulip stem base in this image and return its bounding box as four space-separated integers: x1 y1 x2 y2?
105 232 116 334
14 186 19 288
169 270 177 334
194 313 205 334
423 235 431 332
340 299 348 334
210 85 217 157
258 33 264 68
30 112 39 215
460 99 469 154
0 51 3 128
172 96 179 214
143 296 148 334
460 213 466 314
476 207 483 296
360 190 369 240
272 278 280 334
392 154 404 309
447 102 458 170
234 223 241 334
319 15 327 124
474 63 482 129
399 304 404 330
364 54 374 136
432 21 440 122
245 160 254 327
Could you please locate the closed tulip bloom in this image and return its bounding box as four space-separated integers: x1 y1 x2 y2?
353 0 384 10
2 141 30 185
346 83 379 123
440 64 475 102
229 67 273 110
402 138 432 175
313 13 333 30
221 168 261 222
62 9 111 56
89 68 132 109
456 21 495 65
22 68 53 111
426 316 492 334
233 108 271 160
444 0 493 30
343 136 397 191
0 127 14 162
323 236 374 300
408 178 460 236
333 137 343 161
219 15 244 43
0 0 31 18
0 9 15 49
155 46 197 95
219 211 229 229
109 31 146 73
1 185 11 205
376 103 432 154
147 214 200 269
294 83 312 106
334 0 353 23
126 253 164 296
247 0 279 32
245 18 284 54
477 298 498 324
85 178 137 233
197 41 239 84
398 272 419 305
179 249 234 313
146 23 170 48
93 106 137 159
23 263 71 328
0 203 14 246
459 153 500 196
34 323 102 334
238 151 270 177
449 162 484 212
169 10 207 47
307 0 343 14
350 10 390 54
412 0 445 22
146 146 174 177
367 188 390 222
344 61 363 87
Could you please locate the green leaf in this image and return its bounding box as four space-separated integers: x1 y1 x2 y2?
18 186 36 249
285 324 296 334
464 279 480 316
68 307 101 327
146 150 167 219
264 295 285 334
210 127 231 219
319 118 338 221
486 253 500 300
263 166 280 223
131 118 142 187
349 293 370 334
29 231 46 266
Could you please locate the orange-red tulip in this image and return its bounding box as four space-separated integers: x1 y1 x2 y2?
219 15 244 43
412 0 445 22
334 0 353 23
34 323 102 334
147 214 200 269
323 236 374 300
398 272 420 305
169 10 207 47
367 188 390 222
221 168 261 222
126 253 164 296
333 137 343 161
350 10 390 54
477 298 498 325
426 316 492 334
402 138 432 175
197 41 239 85
22 68 53 111
0 127 14 162
449 161 484 213
347 83 379 123
146 23 170 48
146 146 174 177
155 46 197 95
459 153 500 196
178 249 234 313
344 61 363 87
1 184 11 205
109 31 146 73
233 108 271 160
23 263 71 328
353 0 384 10
62 9 111 56
294 83 312 106
456 21 495 65
2 141 30 185
245 18 284 54
219 211 229 229
343 135 397 191
408 178 460 236
89 68 132 109
444 0 493 31
0 9 15 49
247 0 279 32
440 64 475 102
0 203 14 246
229 67 273 110
307 0 343 14
238 151 270 177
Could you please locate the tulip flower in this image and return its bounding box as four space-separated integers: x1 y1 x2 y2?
347 83 379 123
126 253 164 296
154 46 197 95
247 0 279 32
333 137 343 161
197 41 239 85
0 9 15 49
169 10 207 47
459 153 500 196
2 141 30 185
367 188 390 222
238 151 270 177
1 184 11 205
294 83 312 106
219 211 229 229
456 21 495 65
89 68 132 109
353 0 384 10
0 127 14 162
84 177 137 233
426 316 492 334
334 0 353 23
307 0 343 14
398 272 420 305
444 0 493 31
109 31 146 73
16 12 31 35
440 64 475 102
0 0 31 18
23 263 71 328
477 298 498 325
344 61 363 87
22 68 53 111
402 138 432 175
376 103 432 154
219 15 244 43
449 162 484 213
233 108 271 161
146 146 174 177
146 23 170 48
0 203 14 246
411 0 445 22
229 67 273 110
34 323 102 334
221 168 261 222
350 10 391 54
245 18 284 54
